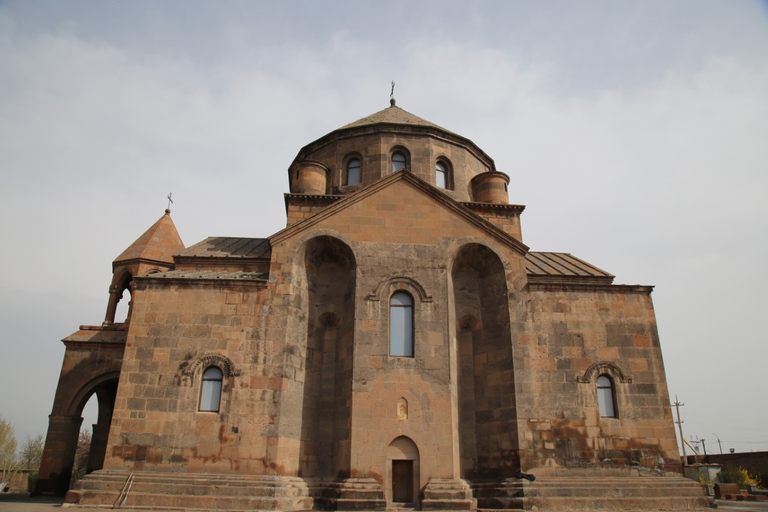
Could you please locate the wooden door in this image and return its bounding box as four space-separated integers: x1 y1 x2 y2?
392 460 413 503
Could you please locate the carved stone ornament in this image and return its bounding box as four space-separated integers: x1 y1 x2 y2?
366 276 432 302
179 353 241 386
577 361 633 384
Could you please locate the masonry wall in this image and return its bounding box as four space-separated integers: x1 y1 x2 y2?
515 285 681 474
703 452 768 489
104 279 283 475
269 176 529 496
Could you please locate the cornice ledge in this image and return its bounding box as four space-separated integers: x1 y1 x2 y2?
63 339 127 348
112 256 176 271
135 277 268 288
526 282 655 294
284 193 345 202
173 256 269 265
461 201 526 213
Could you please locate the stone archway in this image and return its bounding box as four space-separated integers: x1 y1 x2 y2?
299 235 357 480
36 372 120 496
451 243 519 479
386 436 420 505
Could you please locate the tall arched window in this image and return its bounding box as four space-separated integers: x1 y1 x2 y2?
390 292 414 357
199 366 223 412
347 158 361 185
435 162 447 188
392 151 407 173
596 375 616 418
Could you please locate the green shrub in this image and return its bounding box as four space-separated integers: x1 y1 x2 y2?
718 469 735 483
27 471 38 492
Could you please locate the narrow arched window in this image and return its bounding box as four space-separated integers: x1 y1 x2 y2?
392 151 407 173
390 292 414 357
435 162 447 188
199 366 223 412
347 158 361 185
596 375 616 418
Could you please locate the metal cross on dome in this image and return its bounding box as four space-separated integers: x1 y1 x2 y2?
167 193 173 210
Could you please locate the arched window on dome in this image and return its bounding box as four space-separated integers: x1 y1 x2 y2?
392 151 407 173
347 158 361 185
596 374 616 418
435 161 447 188
436 159 454 190
199 366 223 412
390 291 414 357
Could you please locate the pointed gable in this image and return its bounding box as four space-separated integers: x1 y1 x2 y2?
271 171 528 256
114 209 185 265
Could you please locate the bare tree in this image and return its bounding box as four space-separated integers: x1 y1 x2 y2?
20 434 44 471
0 415 20 492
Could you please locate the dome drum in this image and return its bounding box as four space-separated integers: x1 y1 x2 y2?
470 172 510 204
290 161 329 195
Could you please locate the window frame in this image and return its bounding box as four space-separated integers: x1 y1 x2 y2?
596 374 617 418
391 150 408 173
199 365 224 413
435 158 453 190
389 291 414 357
346 157 362 186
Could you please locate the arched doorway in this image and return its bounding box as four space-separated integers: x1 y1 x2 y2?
386 436 420 505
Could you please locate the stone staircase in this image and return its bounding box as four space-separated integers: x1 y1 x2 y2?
335 477 387 511
422 479 477 511
64 470 314 510
63 471 712 511
473 475 712 511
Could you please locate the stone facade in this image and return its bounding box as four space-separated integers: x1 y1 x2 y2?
36 103 709 510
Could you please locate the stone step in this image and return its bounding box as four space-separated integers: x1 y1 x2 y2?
66 471 314 511
474 476 711 511
335 478 386 511
78 470 306 487
423 490 473 500
526 495 711 511
421 498 477 510
525 486 708 498
74 489 314 510
336 497 387 511
76 477 307 497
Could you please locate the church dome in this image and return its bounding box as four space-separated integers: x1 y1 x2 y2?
288 103 507 203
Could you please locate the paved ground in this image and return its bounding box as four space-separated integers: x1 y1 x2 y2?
2 493 768 512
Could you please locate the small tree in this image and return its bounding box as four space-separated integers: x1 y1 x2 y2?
20 434 44 492
0 415 20 492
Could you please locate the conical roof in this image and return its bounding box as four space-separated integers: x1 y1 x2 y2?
114 209 185 264
338 104 455 134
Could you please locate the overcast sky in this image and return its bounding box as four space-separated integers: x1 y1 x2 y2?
1 1 766 457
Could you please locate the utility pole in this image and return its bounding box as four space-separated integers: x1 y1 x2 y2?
701 438 707 456
713 433 723 454
673 396 687 464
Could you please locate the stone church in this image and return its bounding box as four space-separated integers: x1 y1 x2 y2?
36 100 709 510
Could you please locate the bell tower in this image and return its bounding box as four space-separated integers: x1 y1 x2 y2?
102 209 185 325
